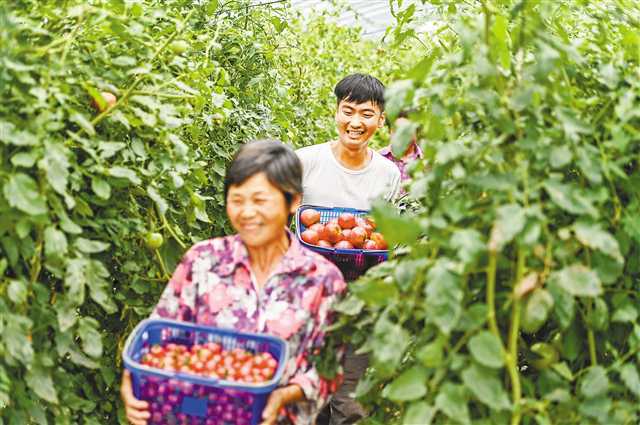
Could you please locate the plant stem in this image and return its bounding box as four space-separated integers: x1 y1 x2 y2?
487 250 501 342
586 299 598 366
508 248 525 425
154 248 170 280
161 213 187 250
588 329 597 366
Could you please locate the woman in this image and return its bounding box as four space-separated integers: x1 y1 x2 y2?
121 140 346 425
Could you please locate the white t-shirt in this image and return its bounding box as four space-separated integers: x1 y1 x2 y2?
296 142 401 210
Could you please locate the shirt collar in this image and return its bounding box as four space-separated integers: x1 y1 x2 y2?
217 229 314 277
379 143 423 161
379 146 392 157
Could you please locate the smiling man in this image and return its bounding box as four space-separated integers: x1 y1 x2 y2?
296 74 400 425
296 74 400 210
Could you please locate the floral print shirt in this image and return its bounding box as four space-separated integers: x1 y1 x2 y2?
152 230 346 424
379 143 424 183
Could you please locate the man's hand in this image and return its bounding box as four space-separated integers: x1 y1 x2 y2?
120 370 150 425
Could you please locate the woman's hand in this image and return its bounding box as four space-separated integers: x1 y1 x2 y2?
120 370 150 425
260 385 304 425
260 388 284 425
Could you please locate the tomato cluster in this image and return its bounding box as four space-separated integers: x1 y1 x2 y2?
141 342 278 384
300 209 388 250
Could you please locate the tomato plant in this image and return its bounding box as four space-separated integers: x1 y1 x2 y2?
0 0 401 423
329 1 640 424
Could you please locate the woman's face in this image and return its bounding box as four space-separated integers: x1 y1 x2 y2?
226 172 300 249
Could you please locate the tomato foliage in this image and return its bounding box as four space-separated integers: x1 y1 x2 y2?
0 0 401 423
330 1 640 424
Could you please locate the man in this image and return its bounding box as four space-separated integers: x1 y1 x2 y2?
296 74 400 425
296 73 400 210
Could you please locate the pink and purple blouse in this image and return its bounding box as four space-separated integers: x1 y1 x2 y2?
379 143 423 183
152 231 346 424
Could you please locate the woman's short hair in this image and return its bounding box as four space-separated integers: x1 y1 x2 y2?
224 139 303 206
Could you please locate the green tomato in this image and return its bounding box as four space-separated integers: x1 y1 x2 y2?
170 40 189 55
530 342 559 370
145 232 164 249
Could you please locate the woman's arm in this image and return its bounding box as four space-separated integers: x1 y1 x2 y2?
260 384 305 425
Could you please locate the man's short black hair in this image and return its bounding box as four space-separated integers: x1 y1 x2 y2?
224 139 302 206
334 73 385 111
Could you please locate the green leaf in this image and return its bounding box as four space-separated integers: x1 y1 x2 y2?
488 203 525 251
556 107 591 140
385 366 428 402
351 277 398 307
491 14 510 70
435 383 471 425
25 364 58 404
403 401 435 425
611 295 638 323
86 259 117 314
333 296 364 316
406 48 439 82
547 280 575 329
69 113 95 136
371 200 421 246
3 314 34 364
619 363 640 398
74 238 109 254
11 151 39 168
56 296 78 332
521 289 554 333
38 142 70 198
394 259 428 291
107 166 141 185
7 279 27 304
550 145 572 168
468 331 504 369
417 338 444 368
580 366 609 398
65 258 86 305
573 221 623 264
587 298 609 331
3 173 47 215
112 55 136 66
78 317 102 358
457 303 488 332
371 314 410 377
44 226 68 259
461 363 511 410
91 178 111 200
391 120 419 158
551 264 602 297
425 261 464 335
543 180 598 217
451 229 485 266
147 185 169 216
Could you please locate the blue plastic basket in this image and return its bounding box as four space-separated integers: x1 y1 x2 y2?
295 204 388 281
123 319 289 425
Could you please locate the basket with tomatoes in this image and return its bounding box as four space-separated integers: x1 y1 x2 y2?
295 205 389 281
122 319 288 425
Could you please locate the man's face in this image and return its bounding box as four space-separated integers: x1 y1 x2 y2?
335 99 385 151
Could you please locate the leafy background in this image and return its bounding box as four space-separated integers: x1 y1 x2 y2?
0 0 407 423
1 0 639 424
330 0 640 424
